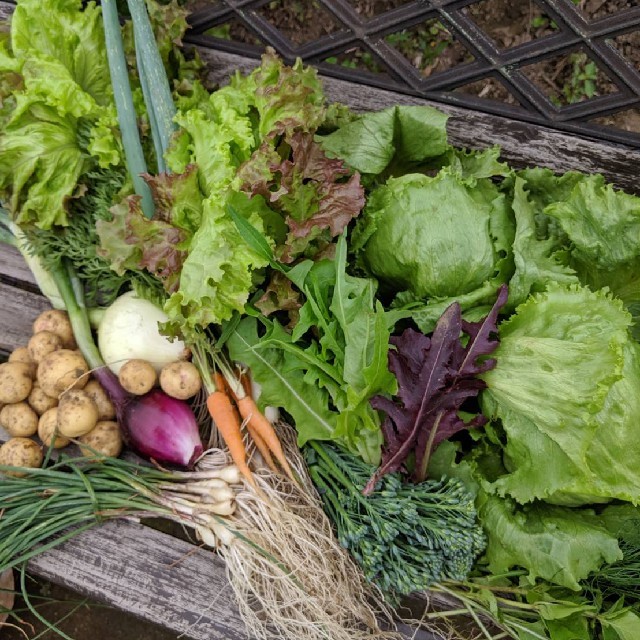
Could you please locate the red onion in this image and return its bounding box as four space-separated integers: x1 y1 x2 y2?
122 389 203 467
95 370 203 467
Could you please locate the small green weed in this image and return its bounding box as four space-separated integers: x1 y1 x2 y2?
552 52 599 106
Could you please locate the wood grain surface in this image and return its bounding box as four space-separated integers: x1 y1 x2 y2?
27 520 249 640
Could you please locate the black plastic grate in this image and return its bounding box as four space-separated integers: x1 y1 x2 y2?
185 0 640 147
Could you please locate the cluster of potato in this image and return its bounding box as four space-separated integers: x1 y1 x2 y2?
118 357 202 400
0 310 122 476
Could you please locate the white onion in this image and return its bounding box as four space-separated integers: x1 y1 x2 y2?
97 291 187 374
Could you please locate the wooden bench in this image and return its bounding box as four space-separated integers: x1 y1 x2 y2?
1 1 640 636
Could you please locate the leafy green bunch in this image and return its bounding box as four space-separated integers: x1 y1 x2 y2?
306 442 485 598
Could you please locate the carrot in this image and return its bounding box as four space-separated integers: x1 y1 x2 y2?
239 369 252 399
236 395 296 483
246 422 278 473
206 390 259 493
214 371 231 396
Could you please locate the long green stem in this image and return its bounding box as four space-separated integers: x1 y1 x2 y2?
48 261 102 371
101 0 154 218
126 0 177 161
136 43 166 174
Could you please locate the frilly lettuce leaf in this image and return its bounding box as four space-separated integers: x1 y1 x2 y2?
165 191 271 328
0 102 90 228
0 0 121 228
10 0 112 107
169 92 255 197
546 174 640 271
251 50 326 137
95 168 203 292
239 130 365 262
482 283 640 506
508 176 579 308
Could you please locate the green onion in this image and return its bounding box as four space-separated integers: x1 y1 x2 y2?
0 454 236 574
101 0 155 218
136 44 166 174
126 0 177 163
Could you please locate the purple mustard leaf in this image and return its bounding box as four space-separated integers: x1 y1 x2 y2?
453 284 508 376
365 287 508 492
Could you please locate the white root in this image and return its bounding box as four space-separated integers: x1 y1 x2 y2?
214 424 402 640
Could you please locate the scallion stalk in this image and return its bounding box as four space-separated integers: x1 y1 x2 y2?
126 0 177 162
0 455 237 573
136 44 166 174
101 0 155 218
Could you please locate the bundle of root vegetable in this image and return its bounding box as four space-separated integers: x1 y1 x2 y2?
0 299 400 640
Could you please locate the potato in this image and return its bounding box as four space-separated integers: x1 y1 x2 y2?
9 346 33 365
83 380 116 420
37 349 89 398
79 420 122 458
28 330 63 363
38 407 70 449
57 389 98 438
0 437 43 477
28 382 58 416
32 309 76 349
118 359 157 395
159 361 202 400
8 346 37 378
0 402 39 437
0 362 34 404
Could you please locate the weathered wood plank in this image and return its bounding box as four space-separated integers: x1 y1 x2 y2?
0 245 37 287
27 520 248 640
0 281 50 353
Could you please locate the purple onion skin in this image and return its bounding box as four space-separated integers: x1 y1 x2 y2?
122 389 204 467
92 369 203 468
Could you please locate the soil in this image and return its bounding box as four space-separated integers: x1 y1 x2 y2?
2 578 177 640
189 0 640 134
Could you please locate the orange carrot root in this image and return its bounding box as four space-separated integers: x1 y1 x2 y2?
236 396 297 483
246 423 278 473
239 369 252 399
206 390 260 494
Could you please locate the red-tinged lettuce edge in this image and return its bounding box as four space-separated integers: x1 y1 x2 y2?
364 284 508 494
239 130 365 263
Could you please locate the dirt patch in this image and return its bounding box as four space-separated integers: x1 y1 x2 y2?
188 0 640 134
2 577 177 640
